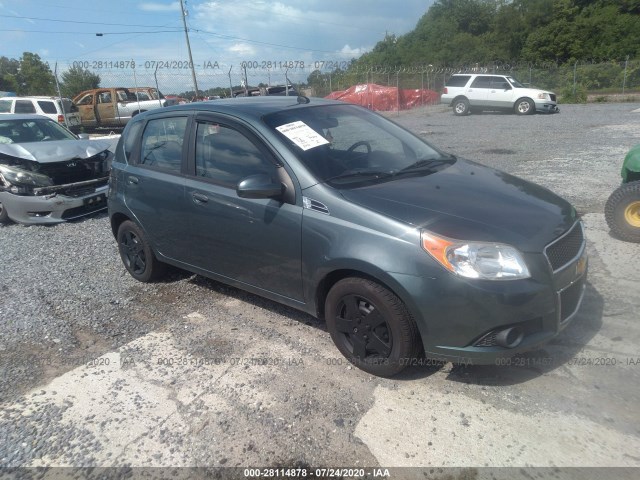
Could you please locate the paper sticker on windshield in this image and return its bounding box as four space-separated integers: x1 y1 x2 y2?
276 121 329 151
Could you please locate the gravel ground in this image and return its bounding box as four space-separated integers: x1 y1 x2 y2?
1 102 639 473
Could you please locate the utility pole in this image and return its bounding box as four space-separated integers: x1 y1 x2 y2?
180 0 199 99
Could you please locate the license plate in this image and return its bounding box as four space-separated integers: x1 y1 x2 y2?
83 193 106 206
69 117 80 125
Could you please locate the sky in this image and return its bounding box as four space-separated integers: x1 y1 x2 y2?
0 1 435 92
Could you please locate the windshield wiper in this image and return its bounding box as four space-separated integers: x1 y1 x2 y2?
324 170 393 183
397 155 456 174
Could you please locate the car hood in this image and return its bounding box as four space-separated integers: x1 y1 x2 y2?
516 87 554 97
0 139 111 163
339 158 577 252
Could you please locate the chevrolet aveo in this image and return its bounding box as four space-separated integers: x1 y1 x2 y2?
108 97 587 377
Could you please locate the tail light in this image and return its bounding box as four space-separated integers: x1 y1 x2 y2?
57 114 65 123
443 87 448 94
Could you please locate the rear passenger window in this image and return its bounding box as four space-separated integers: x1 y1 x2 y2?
139 117 188 173
37 101 57 114
445 75 471 87
470 76 493 88
195 122 275 186
15 100 36 114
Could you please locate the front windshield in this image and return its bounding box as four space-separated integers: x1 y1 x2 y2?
0 118 77 144
264 104 453 187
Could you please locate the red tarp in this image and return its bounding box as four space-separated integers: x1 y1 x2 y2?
325 83 440 111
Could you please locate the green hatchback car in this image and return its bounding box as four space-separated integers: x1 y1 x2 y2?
605 144 640 242
108 97 587 377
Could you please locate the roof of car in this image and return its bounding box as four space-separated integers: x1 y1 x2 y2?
0 113 54 121
146 96 345 121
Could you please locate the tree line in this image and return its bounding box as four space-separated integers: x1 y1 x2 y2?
0 53 100 98
353 0 639 68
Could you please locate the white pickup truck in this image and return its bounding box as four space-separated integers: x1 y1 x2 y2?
73 87 168 128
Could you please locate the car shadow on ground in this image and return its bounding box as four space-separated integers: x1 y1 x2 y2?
394 281 604 385
184 275 603 386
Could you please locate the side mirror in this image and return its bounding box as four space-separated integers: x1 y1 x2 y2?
77 133 90 139
236 174 283 199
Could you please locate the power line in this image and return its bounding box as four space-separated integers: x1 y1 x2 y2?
0 13 184 29
0 29 182 35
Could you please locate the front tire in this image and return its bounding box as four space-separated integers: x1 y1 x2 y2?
514 98 535 115
325 277 420 377
605 181 640 242
453 98 470 116
117 220 166 281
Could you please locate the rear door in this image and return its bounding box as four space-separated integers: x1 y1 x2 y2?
122 114 191 260
182 114 304 301
466 75 492 107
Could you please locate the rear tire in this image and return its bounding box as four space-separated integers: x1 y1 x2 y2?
605 181 640 243
325 277 420 377
453 98 470 116
117 220 166 281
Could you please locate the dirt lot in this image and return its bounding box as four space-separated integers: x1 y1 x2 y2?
1 103 639 477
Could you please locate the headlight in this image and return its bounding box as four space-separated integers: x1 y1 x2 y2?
537 93 550 100
0 164 53 187
421 231 530 280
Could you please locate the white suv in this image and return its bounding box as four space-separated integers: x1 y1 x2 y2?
441 74 559 116
0 96 82 130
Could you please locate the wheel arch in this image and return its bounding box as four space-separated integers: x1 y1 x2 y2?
110 211 132 238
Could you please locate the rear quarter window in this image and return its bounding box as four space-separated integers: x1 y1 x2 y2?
446 75 471 87
0 100 12 113
15 100 36 114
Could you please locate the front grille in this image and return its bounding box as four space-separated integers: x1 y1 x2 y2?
545 222 585 272
559 279 585 323
549 94 557 102
61 201 107 220
36 155 109 185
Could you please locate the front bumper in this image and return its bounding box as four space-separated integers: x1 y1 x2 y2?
391 248 587 365
0 184 109 225
536 102 560 114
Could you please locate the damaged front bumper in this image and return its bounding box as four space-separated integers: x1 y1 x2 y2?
0 178 109 224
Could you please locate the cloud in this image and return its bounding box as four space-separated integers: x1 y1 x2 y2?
339 45 370 58
138 2 180 12
228 43 257 56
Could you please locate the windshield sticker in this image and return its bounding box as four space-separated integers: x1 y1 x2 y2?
276 121 329 151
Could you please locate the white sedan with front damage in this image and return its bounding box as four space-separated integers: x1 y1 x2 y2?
0 114 113 225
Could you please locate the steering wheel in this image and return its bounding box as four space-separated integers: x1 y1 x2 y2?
346 141 372 157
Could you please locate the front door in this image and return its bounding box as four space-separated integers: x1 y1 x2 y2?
183 117 303 301
486 77 515 108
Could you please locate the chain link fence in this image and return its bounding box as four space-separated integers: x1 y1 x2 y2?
54 59 640 109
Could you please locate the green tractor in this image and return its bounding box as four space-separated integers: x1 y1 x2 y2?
605 144 640 242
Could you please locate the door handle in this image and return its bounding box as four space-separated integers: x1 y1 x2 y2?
127 176 139 185
192 192 209 204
